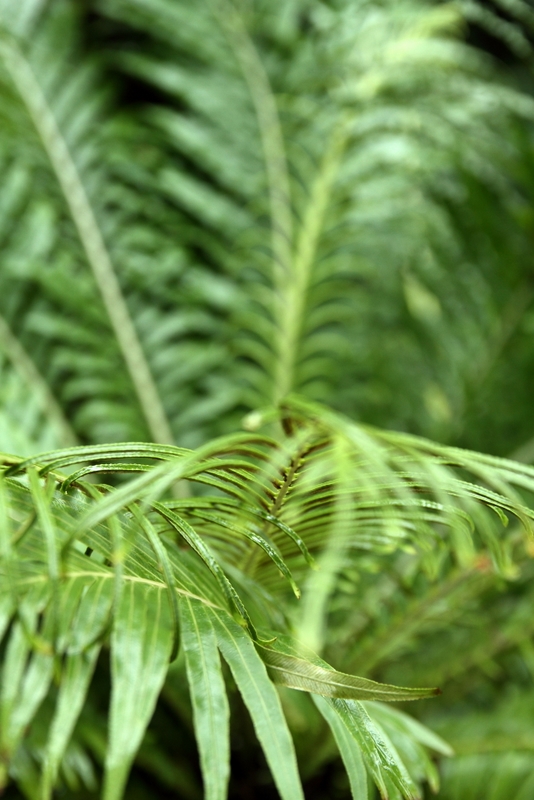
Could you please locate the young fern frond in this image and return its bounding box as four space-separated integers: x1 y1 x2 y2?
101 0 534 438
0 0 239 449
214 0 293 289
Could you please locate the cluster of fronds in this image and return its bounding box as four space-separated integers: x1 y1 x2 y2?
3 398 534 799
2 0 534 798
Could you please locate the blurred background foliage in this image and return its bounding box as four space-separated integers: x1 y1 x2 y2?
3 0 534 797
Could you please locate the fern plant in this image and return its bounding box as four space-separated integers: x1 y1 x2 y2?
2 0 534 798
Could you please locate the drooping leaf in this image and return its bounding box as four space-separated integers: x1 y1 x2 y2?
257 641 439 702
366 702 452 794
0 589 54 762
179 596 230 800
103 581 174 800
315 697 420 800
209 608 305 800
41 649 101 799
312 693 368 800
41 576 114 798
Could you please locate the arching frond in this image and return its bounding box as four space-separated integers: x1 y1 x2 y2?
3 395 534 796
0 0 240 449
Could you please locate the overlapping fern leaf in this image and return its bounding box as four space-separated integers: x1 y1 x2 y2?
3 398 534 797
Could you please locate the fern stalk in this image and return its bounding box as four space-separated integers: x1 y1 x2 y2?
273 122 348 401
214 0 294 313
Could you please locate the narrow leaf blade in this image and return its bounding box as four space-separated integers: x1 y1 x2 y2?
41 647 100 799
318 698 419 800
104 582 173 800
257 643 439 701
313 695 368 800
209 608 305 800
180 596 230 800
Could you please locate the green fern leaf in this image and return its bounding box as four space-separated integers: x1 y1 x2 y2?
209 607 305 800
179 596 230 800
103 581 174 800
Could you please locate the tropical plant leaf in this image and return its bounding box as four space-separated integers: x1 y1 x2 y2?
312 694 368 800
315 697 420 800
257 640 439 701
2 0 534 797
41 649 101 799
179 596 230 800
41 576 114 798
103 580 174 800
0 588 55 767
366 702 452 794
209 607 305 800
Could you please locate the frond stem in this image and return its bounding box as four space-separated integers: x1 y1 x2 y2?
214 0 293 300
273 122 348 402
241 440 306 578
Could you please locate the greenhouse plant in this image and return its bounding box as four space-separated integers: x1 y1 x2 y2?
2 0 534 798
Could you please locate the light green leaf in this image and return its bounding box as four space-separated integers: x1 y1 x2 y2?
0 595 54 759
130 504 180 661
209 608 305 800
27 468 59 636
313 695 368 800
41 648 100 800
41 576 114 798
183 508 301 597
0 472 15 602
104 581 173 800
257 642 439 701
317 698 420 800
366 701 453 756
179 596 230 800
155 504 253 630
365 702 444 794
0 594 13 645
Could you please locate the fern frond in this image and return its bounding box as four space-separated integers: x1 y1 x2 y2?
2 0 534 797
3 394 534 794
97 0 534 453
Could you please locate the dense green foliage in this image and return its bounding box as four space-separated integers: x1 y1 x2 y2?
2 0 534 797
